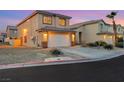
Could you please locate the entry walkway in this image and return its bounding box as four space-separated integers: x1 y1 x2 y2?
61 47 124 59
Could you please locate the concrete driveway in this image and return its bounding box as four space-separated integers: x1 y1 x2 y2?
61 46 124 59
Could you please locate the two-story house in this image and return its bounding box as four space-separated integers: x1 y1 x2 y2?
70 19 124 45
17 10 76 48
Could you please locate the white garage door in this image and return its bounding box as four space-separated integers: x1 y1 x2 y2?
48 32 71 47
106 37 113 44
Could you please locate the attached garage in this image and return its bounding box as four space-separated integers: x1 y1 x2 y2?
37 27 76 48
48 32 71 47
104 35 114 44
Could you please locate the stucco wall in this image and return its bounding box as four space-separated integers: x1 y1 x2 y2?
83 23 104 43
38 14 69 28
75 23 104 44
17 14 39 47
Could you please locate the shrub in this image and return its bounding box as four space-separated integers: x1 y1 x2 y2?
116 42 123 48
50 49 63 56
117 37 123 42
87 43 97 47
95 41 107 46
104 44 113 50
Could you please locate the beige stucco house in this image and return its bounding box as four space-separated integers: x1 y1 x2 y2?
17 10 76 48
70 19 124 45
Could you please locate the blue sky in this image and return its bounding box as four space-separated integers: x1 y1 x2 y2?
0 10 124 32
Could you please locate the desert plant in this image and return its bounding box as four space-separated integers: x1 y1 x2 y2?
104 44 113 50
50 49 63 56
106 11 118 45
95 41 107 46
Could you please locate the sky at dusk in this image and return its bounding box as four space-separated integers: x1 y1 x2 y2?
1 10 124 32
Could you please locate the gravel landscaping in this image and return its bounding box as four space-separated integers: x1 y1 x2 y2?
0 48 84 65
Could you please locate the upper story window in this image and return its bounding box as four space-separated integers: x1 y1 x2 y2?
118 27 121 32
43 15 52 25
59 18 66 26
100 24 104 31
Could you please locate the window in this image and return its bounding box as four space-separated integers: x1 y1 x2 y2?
100 24 103 31
59 18 66 26
118 28 120 32
43 16 52 24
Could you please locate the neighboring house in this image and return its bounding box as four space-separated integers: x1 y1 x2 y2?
6 26 20 46
70 19 124 45
17 10 76 48
6 26 18 39
0 32 7 43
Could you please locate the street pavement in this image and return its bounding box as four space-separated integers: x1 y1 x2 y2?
0 55 124 82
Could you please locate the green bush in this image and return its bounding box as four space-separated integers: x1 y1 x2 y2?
95 41 107 46
116 42 123 48
50 49 63 56
87 41 107 47
117 37 123 42
104 44 113 50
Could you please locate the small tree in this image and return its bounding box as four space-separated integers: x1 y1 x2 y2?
106 11 118 45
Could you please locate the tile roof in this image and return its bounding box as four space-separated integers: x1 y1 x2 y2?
6 26 17 30
36 26 76 32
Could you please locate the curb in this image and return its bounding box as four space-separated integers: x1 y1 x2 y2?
0 52 124 70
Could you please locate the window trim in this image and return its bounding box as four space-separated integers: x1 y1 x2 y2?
59 18 66 26
42 15 52 25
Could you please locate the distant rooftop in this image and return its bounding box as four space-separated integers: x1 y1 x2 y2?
70 19 110 29
6 26 17 32
70 19 124 29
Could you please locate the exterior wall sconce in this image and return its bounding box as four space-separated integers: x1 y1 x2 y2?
43 33 48 42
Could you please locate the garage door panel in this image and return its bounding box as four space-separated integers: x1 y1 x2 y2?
48 32 70 47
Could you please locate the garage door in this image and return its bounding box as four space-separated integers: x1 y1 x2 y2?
48 32 71 47
106 37 113 44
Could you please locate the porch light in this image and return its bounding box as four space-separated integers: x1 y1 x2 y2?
23 29 28 36
104 35 106 39
43 33 48 42
72 34 75 42
109 36 112 39
118 35 122 38
43 33 47 37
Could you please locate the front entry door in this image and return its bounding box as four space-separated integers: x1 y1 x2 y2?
20 37 23 46
79 32 82 44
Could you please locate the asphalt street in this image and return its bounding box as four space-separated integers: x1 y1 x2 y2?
0 55 124 82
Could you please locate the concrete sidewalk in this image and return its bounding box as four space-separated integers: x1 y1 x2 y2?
61 47 124 59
